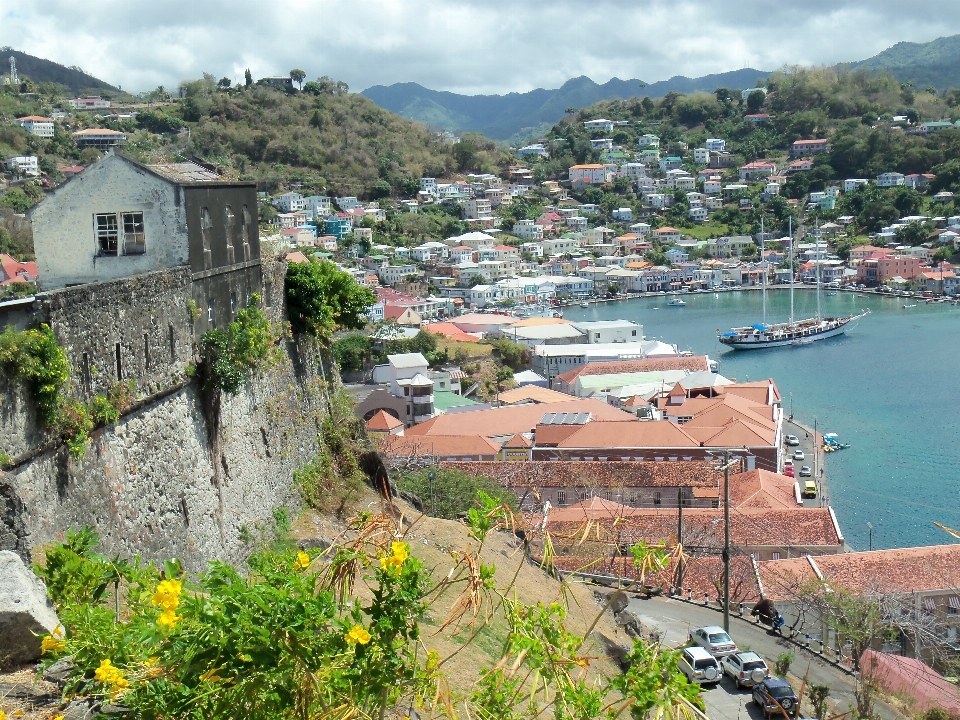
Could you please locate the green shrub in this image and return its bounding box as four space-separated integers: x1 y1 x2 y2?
285 259 376 340
331 333 371 372
393 467 517 520
775 650 795 677
0 323 70 425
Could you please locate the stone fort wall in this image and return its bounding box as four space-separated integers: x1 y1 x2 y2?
0 257 328 569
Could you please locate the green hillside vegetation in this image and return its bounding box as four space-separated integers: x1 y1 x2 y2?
850 34 960 91
525 66 960 239
1 47 121 95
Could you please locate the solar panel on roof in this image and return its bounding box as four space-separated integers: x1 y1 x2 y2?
538 412 591 426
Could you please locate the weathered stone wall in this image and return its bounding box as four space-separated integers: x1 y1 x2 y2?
0 257 329 569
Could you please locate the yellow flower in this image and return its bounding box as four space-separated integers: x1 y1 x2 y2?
94 659 130 695
379 541 409 575
153 579 183 628
345 625 372 645
41 635 65 654
157 610 181 630
294 550 311 570
0 710 6 720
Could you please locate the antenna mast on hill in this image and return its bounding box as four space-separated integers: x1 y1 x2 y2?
9 56 18 86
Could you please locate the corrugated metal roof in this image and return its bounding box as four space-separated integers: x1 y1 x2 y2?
146 161 221 183
539 411 591 426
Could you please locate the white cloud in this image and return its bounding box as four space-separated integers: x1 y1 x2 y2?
3 0 960 95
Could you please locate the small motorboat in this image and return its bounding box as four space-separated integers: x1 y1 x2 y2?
904 303 917 308
580 302 589 308
668 298 686 306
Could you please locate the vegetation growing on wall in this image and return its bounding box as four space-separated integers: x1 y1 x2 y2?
198 293 283 394
285 259 376 341
294 390 370 518
0 324 135 458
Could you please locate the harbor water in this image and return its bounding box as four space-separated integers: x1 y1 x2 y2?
563 289 960 551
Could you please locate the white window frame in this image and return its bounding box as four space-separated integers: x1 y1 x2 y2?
94 211 146 256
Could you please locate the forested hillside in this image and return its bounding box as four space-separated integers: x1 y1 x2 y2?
1 47 120 95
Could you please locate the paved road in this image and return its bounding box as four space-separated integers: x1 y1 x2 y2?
784 419 826 510
622 595 904 720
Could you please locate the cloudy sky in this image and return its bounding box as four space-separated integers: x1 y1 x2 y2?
4 0 960 95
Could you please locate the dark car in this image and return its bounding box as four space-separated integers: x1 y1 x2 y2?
752 677 799 718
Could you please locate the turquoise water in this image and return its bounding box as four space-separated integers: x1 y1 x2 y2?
564 289 960 551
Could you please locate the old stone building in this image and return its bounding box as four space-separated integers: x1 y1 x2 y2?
29 152 262 333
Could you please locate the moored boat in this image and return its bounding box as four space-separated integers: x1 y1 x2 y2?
668 297 686 306
718 312 869 349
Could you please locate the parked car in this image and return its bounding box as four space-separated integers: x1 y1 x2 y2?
792 450 805 461
720 651 768 689
803 480 817 498
752 678 799 718
678 646 722 685
784 467 794 478
785 435 800 446
800 465 812 477
689 626 738 658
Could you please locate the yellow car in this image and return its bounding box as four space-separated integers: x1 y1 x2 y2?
802 480 817 499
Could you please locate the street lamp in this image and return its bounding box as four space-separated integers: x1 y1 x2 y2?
789 392 793 420
867 522 873 551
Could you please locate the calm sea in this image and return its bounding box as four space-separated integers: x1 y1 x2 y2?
563 289 960 551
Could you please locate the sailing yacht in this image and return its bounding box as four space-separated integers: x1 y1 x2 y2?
718 217 869 350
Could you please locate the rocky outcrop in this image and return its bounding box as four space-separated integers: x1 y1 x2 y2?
0 550 61 664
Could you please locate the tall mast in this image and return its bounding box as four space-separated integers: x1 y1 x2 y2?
761 217 766 324
815 218 821 321
789 216 794 326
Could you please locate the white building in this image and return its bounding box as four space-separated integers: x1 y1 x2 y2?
387 353 436 425
420 178 437 196
520 241 544 258
693 148 710 165
703 179 722 195
302 195 331 217
377 265 419 285
569 164 617 184
589 138 614 151
462 197 493 221
68 96 111 109
14 116 54 138
877 172 905 188
620 162 649 181
565 216 588 231
412 241 449 262
273 192 305 213
336 196 362 211
689 206 708 223
844 179 870 193
571 320 643 344
5 155 39 176
611 207 633 221
517 143 549 158
512 219 544 240
705 138 726 152
584 119 615 133
638 134 660 148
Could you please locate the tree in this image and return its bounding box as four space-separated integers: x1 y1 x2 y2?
285 259 376 339
746 90 765 113
894 221 928 246
331 334 372 372
289 69 306 91
806 685 830 720
244 68 253 87
452 140 479 172
933 246 952 266
468 274 486 287
217 77 232 91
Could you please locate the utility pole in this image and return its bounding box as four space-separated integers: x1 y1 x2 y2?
723 449 731 633
813 416 818 482
677 487 684 590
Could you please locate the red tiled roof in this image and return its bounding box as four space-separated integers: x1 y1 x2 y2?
445 460 721 489
0 255 38 286
405 399 635 439
284 252 310 264
496 386 572 405
759 544 960 600
16 115 53 122
556 420 700 449
503 433 532 448
792 139 827 145
424 322 480 343
556 356 711 385
366 410 403 431
380 434 500 458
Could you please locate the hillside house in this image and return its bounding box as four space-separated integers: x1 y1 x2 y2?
790 139 830 157
14 116 54 138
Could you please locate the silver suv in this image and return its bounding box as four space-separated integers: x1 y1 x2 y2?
720 651 768 688
678 646 721 685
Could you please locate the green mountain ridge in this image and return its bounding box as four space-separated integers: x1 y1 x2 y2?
849 33 960 92
1 47 119 95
